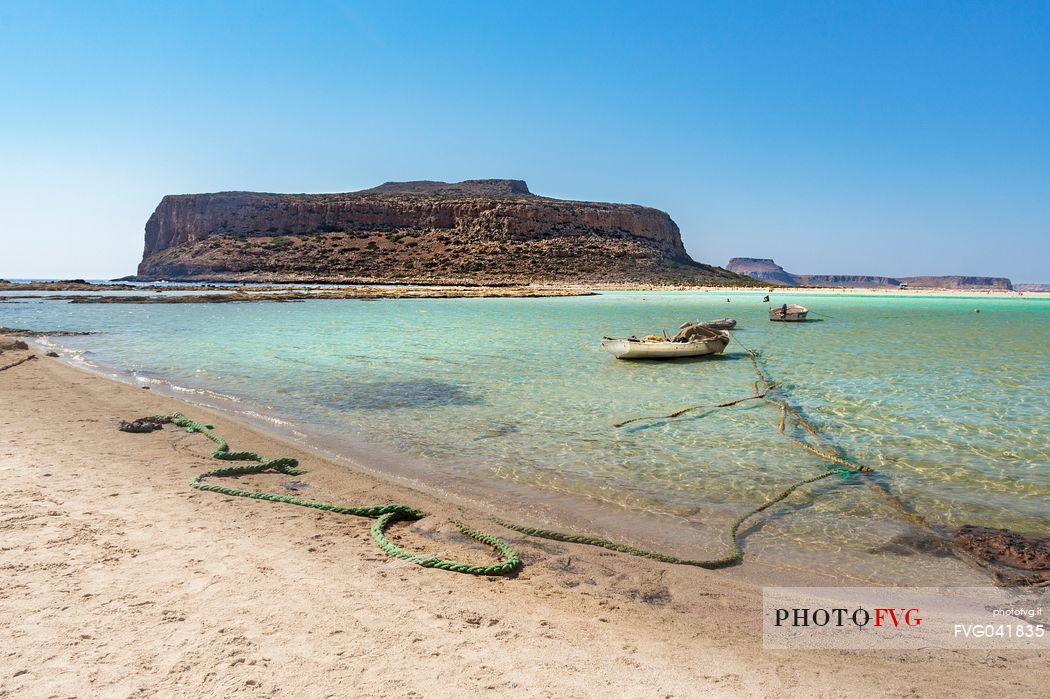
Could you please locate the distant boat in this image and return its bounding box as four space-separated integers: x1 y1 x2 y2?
769 304 809 322
601 324 730 360
697 317 737 330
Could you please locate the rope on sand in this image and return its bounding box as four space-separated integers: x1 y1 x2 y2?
115 343 1045 584
497 467 850 570
0 354 36 372
119 414 520 576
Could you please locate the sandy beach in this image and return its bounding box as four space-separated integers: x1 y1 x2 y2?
3 279 1043 306
1 347 1046 697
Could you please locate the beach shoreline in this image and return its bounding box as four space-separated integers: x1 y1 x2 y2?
1 347 1046 696
20 335 1003 592
2 278 1044 304
16 336 899 589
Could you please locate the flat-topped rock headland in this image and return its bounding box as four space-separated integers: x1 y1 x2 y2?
131 180 752 286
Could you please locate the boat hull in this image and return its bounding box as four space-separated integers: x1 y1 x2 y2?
679 318 737 330
769 305 809 322
600 335 730 360
699 318 737 330
769 312 808 322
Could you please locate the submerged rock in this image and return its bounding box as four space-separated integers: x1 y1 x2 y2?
952 525 1050 586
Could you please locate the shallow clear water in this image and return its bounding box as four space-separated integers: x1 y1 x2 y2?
4 291 1048 583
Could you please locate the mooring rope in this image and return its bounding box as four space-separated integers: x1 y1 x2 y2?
497 467 850 569
743 346 936 532
502 334 917 569
112 345 1040 583
121 414 520 576
612 384 779 428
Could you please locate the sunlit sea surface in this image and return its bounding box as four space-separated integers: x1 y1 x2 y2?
5 290 1048 584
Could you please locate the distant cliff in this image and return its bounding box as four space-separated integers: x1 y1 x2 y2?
134 180 748 285
726 258 1013 290
723 259 797 285
897 276 1014 290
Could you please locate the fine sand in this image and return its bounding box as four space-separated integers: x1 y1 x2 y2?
1 349 1045 697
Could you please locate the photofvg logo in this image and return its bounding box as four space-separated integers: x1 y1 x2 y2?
774 606 923 629
763 587 1048 650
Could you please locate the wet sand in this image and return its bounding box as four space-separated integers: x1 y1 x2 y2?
0 348 1045 697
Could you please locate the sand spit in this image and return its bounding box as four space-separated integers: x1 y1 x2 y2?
66 287 597 303
0 349 1045 697
3 277 1043 303
0 281 597 303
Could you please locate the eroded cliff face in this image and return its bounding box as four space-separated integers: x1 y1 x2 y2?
134 180 738 285
725 258 796 285
897 276 1013 290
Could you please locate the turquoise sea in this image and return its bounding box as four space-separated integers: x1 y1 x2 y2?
4 290 1048 584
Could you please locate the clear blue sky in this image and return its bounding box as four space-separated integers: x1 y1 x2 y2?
1 1 1047 281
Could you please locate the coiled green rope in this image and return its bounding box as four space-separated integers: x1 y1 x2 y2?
129 414 520 576
124 406 857 575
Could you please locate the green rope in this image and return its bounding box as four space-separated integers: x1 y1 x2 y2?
135 414 520 576
127 411 855 575
497 468 849 569
500 344 877 568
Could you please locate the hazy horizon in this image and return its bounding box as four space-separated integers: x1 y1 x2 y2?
1 2 1047 281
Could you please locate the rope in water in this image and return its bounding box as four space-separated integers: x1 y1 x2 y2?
114 336 949 575
612 384 780 428
497 467 850 569
126 414 520 576
503 336 886 567
743 345 935 533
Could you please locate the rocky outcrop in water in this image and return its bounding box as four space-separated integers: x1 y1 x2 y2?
726 258 1013 290
134 180 748 286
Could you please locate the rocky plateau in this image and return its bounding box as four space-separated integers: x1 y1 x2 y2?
132 180 750 286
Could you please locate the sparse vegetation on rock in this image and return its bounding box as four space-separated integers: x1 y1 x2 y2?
134 180 753 286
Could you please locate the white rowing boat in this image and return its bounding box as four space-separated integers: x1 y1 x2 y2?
600 328 730 360
769 304 809 322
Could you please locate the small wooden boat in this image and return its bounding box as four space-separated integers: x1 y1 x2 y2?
601 326 730 360
769 304 809 322
697 318 737 330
